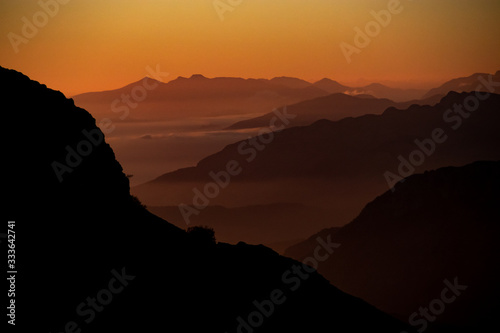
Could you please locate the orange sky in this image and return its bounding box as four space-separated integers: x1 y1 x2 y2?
1 0 499 96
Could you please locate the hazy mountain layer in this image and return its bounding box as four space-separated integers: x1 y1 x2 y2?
134 90 500 235
226 92 443 130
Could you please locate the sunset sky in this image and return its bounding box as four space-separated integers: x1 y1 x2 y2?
1 0 499 96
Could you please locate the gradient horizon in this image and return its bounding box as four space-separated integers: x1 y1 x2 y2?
1 0 499 96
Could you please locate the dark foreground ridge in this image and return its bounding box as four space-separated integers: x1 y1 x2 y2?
3 66 413 332
285 160 500 332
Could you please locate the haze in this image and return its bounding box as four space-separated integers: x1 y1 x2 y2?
1 0 499 96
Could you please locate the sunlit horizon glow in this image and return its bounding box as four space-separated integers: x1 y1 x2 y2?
1 0 499 96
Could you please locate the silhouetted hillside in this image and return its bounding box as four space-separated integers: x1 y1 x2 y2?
226 92 442 130
3 66 413 332
285 161 500 332
134 90 500 235
422 71 500 99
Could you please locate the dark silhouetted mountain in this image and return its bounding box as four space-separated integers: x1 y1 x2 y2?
284 161 500 332
226 92 443 130
422 71 500 99
3 66 413 332
72 74 329 122
134 91 500 233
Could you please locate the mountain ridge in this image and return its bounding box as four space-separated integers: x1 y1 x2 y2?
422 71 500 99
284 160 500 331
225 91 444 130
139 90 500 186
3 66 413 332
132 90 500 243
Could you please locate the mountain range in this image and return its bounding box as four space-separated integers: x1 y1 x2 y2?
226 92 443 130
3 66 415 332
5 64 499 332
312 78 426 102
133 89 500 239
71 74 443 124
72 74 328 122
70 70 499 190
227 71 500 130
72 71 500 127
422 71 500 99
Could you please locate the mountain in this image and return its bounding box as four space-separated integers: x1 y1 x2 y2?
422 71 500 99
269 76 312 89
3 66 413 332
72 71 499 125
313 78 426 102
226 92 443 130
312 78 350 93
72 74 434 124
68 74 436 187
284 161 500 332
72 74 329 122
355 82 426 102
133 90 500 233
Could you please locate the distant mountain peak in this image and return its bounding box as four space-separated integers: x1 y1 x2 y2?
269 76 312 89
364 82 388 89
189 74 207 79
272 75 303 80
315 78 342 84
141 76 164 84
